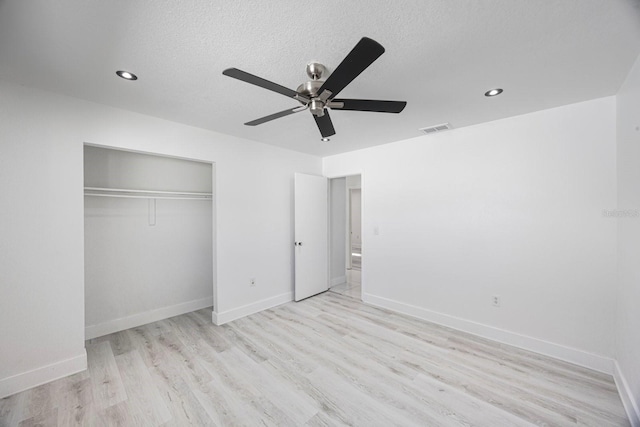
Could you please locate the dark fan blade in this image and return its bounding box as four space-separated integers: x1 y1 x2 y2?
317 37 385 99
313 110 336 138
223 68 306 100
330 99 406 113
245 107 305 126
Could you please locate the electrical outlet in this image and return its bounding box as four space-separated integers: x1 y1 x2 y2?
250 278 256 287
492 295 501 307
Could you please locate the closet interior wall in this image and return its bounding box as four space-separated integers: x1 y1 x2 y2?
83 145 214 339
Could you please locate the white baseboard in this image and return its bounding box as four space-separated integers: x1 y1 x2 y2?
363 293 614 375
212 292 292 325
614 360 640 427
0 351 87 399
330 276 347 287
85 296 213 340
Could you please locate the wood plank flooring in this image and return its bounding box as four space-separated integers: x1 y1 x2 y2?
329 282 361 299
0 292 630 426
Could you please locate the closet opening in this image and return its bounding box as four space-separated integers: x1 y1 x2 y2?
83 145 215 340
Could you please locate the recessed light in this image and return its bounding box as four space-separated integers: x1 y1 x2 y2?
485 88 503 97
116 70 138 81
321 137 330 142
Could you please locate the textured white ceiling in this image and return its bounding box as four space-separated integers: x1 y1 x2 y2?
1 0 639 156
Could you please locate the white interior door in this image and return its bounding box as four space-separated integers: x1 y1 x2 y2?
294 173 328 301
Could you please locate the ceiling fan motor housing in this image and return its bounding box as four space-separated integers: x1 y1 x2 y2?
297 80 324 98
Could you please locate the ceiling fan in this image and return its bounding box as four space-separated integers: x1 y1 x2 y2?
222 37 407 140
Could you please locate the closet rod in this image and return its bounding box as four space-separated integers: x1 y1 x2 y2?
84 193 211 201
84 186 212 196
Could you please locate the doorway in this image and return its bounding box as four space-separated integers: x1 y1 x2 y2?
329 174 362 299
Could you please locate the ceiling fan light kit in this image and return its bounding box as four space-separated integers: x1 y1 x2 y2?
116 70 137 80
485 88 503 97
223 37 407 140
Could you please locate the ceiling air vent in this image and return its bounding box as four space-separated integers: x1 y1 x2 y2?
419 123 451 135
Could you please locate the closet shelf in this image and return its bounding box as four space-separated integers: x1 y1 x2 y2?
84 187 213 200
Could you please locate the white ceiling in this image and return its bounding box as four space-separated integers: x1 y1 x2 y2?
1 0 639 157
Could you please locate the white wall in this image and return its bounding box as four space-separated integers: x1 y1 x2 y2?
615 53 640 425
84 145 213 192
0 79 320 398
84 147 214 339
329 178 346 285
323 97 618 372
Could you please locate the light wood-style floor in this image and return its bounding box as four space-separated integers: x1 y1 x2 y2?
0 292 630 426
329 282 362 299
330 269 362 300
